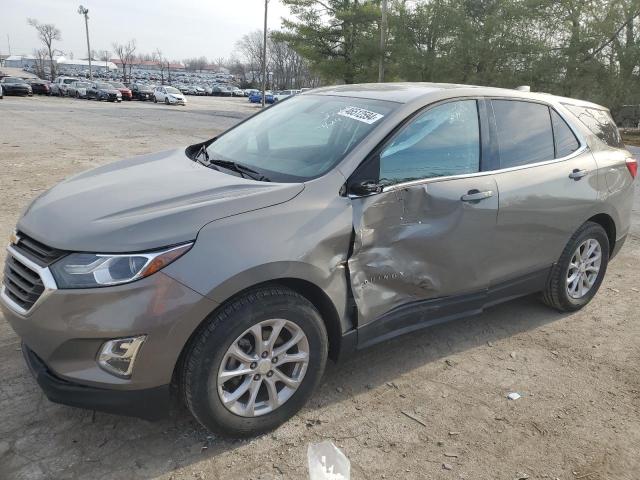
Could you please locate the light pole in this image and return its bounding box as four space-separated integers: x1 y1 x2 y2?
378 0 387 83
261 0 268 107
78 5 92 80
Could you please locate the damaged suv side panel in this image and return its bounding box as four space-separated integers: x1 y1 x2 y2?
347 176 498 338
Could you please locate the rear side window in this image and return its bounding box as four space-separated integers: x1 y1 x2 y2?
492 100 554 168
378 100 480 185
551 109 580 157
564 105 624 148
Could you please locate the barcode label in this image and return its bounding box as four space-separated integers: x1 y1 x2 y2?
337 106 384 124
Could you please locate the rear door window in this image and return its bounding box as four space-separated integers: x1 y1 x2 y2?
378 100 480 185
564 105 625 149
492 100 554 168
551 109 580 157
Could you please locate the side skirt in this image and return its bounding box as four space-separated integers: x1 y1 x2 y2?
353 267 551 351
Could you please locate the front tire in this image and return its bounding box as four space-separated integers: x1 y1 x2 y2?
165 97 170 105
542 221 609 312
181 286 328 437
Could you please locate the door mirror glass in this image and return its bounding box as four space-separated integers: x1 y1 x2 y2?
378 100 480 186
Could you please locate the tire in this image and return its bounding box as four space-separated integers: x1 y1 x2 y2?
154 97 158 103
181 285 328 437
542 221 609 312
75 92 79 98
165 97 170 105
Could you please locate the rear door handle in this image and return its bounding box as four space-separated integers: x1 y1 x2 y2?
569 168 588 180
461 189 494 202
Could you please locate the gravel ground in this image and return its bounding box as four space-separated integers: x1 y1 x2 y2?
0 95 639 480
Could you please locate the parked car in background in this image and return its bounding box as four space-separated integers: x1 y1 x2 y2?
130 83 155 101
212 85 232 97
0 83 3 99
67 81 91 99
0 77 32 96
86 82 122 102
195 86 206 96
50 76 79 96
248 90 275 104
1 83 634 438
26 79 50 95
154 85 186 105
109 82 133 101
273 90 300 102
231 87 244 97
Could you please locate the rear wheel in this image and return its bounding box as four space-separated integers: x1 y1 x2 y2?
542 221 609 312
181 286 328 437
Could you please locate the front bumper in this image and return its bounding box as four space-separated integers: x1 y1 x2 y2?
1 260 217 392
23 343 170 420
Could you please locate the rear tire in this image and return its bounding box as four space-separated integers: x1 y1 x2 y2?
542 221 609 312
181 285 328 437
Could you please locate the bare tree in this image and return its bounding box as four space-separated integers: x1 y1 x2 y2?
112 39 137 82
153 48 168 84
100 50 110 73
32 48 48 79
27 18 61 80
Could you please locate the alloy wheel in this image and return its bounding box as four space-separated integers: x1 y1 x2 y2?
215 319 309 417
566 238 602 299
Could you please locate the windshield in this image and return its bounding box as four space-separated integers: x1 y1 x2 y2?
206 94 397 182
76 82 90 87
3 78 22 83
111 82 125 88
95 82 111 89
165 87 180 94
63 78 77 84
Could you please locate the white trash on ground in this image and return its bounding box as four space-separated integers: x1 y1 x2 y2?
308 441 351 480
507 392 522 400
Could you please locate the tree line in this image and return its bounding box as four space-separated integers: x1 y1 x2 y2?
277 0 640 114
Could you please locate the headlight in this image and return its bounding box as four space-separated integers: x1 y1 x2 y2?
50 243 192 288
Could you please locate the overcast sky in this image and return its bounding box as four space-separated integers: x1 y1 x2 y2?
1 0 292 61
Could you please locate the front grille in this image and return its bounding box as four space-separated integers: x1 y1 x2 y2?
13 232 66 266
3 255 45 311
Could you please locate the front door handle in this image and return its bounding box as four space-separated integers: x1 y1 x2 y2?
569 168 588 180
461 189 494 202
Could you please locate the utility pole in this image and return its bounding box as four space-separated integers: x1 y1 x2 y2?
261 0 268 107
78 5 92 79
7 35 11 55
378 0 388 83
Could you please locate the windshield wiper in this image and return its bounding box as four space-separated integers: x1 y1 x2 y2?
207 158 270 182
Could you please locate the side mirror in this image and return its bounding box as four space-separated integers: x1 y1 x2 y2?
349 180 383 196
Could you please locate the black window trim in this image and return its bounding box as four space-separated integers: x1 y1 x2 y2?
486 97 587 174
347 96 490 194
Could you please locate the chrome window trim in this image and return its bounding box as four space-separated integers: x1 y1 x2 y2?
1 245 58 316
379 144 588 193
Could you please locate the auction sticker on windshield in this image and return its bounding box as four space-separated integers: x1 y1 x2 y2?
337 106 384 124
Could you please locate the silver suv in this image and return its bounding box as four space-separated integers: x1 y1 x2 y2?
1 83 636 436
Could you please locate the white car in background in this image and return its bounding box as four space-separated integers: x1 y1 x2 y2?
67 80 91 98
154 86 187 105
273 89 301 102
50 76 80 96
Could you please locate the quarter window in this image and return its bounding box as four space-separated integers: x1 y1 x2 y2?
551 109 580 157
378 100 480 185
564 105 624 149
492 100 554 168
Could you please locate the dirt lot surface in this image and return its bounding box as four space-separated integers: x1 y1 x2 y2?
1 95 639 480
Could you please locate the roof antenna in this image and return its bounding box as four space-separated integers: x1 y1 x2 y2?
515 85 531 92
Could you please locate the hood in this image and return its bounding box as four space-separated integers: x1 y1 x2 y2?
18 149 304 252
100 88 120 93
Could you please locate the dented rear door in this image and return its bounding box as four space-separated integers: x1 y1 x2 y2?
346 98 498 327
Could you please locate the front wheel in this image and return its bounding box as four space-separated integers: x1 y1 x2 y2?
164 97 170 105
181 286 328 437
542 221 609 312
